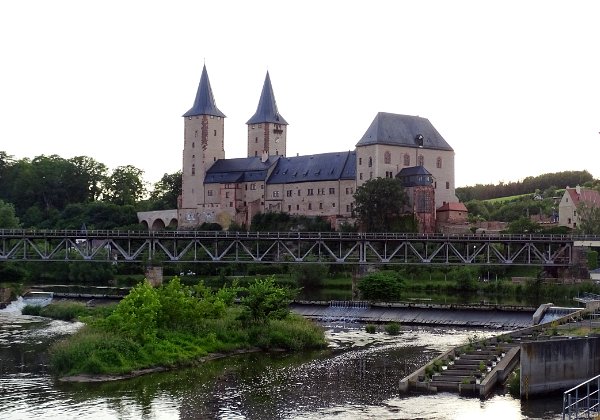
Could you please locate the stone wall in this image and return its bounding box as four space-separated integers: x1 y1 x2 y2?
520 337 600 397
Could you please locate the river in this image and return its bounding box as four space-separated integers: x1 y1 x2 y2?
0 300 563 419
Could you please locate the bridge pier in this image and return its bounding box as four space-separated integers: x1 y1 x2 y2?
145 266 163 287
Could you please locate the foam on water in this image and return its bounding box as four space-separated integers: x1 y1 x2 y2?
0 296 25 315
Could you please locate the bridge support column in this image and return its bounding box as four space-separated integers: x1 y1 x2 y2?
145 266 163 287
352 265 368 300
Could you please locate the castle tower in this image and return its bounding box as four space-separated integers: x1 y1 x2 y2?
247 72 288 158
179 64 226 227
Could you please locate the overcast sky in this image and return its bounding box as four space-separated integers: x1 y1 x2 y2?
1 1 598 189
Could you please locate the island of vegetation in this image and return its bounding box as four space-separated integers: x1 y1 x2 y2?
48 276 326 380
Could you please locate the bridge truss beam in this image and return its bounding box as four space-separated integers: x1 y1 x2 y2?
0 230 574 266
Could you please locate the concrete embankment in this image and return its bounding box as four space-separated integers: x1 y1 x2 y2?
291 301 535 329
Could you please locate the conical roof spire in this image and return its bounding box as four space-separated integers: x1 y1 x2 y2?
247 72 288 125
183 65 226 118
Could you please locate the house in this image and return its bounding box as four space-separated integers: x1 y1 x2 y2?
558 186 600 229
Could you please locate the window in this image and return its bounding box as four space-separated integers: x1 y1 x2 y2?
359 173 363 180
210 115 214 119
404 154 410 166
214 157 216 162
384 151 391 164
273 191 280 197
332 203 335 208
192 142 195 148
245 185 248 190
434 181 437 189
229 202 233 207
437 157 442 169
308 203 312 210
255 137 258 143
368 157 372 167
346 205 350 212
298 190 301 196
251 184 256 190
417 155 424 166
261 184 264 189
286 190 292 197
191 165 195 175
359 157 362 165
251 125 255 129
307 189 314 196
329 187 335 194
207 190 213 196
319 203 323 210
195 130 198 138
318 188 325 195
296 204 300 210
370 172 373 179
446 181 450 189
288 205 291 211
225 192 230 198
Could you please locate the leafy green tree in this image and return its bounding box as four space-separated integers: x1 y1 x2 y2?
290 263 329 289
147 171 182 210
577 202 600 235
353 178 408 232
104 165 147 206
358 270 404 301
0 199 20 228
69 156 108 201
448 267 478 291
241 277 294 323
506 216 542 234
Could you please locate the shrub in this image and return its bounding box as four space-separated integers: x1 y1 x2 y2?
365 324 377 334
384 322 401 335
508 368 520 397
358 271 404 301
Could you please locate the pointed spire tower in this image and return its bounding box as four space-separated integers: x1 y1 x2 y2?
179 64 226 227
247 72 288 158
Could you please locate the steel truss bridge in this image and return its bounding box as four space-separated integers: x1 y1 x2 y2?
0 229 588 266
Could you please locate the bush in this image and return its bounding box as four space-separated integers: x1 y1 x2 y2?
508 368 520 398
291 263 329 289
384 322 401 335
365 324 377 334
358 271 404 301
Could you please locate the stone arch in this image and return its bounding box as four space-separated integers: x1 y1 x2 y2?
151 218 166 231
140 220 149 230
168 218 178 229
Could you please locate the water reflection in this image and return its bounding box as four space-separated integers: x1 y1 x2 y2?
0 309 563 420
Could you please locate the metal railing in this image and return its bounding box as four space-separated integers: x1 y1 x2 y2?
563 374 600 419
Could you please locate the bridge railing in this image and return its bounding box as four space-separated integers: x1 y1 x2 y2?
0 228 590 242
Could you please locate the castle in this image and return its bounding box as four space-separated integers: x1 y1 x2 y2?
139 65 460 231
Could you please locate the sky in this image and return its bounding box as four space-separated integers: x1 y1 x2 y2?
1 1 599 190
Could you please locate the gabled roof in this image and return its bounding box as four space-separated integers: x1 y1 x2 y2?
267 151 356 184
356 112 453 151
246 72 288 125
396 165 433 187
204 156 278 184
437 202 468 212
183 65 226 118
566 187 600 207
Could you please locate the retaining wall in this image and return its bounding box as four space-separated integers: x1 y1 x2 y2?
520 336 600 397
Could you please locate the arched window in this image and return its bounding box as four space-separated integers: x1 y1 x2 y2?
417 155 424 166
403 154 410 166
191 164 195 176
437 157 442 169
384 151 391 164
368 157 373 167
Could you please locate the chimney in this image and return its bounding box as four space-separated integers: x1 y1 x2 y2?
576 185 581 194
261 151 268 163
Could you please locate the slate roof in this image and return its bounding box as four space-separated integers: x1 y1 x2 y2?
204 156 278 184
247 72 288 125
183 65 226 118
396 165 433 187
356 112 453 151
267 151 356 184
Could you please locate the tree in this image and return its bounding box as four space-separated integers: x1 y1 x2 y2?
353 178 408 232
358 270 404 301
69 156 108 201
104 165 147 206
506 216 542 234
241 277 294 323
577 202 600 235
147 171 182 210
0 199 20 228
